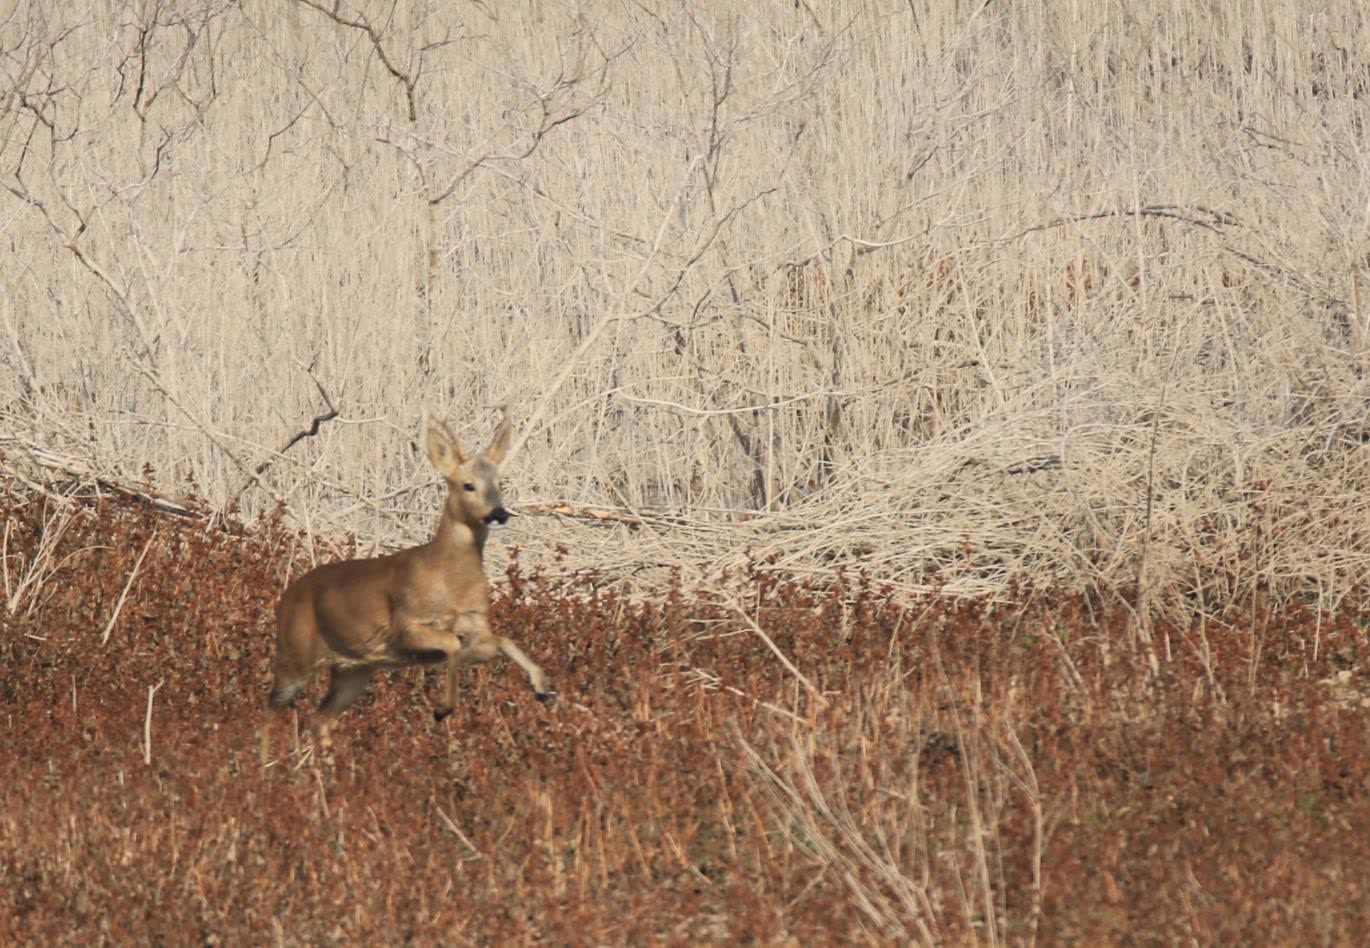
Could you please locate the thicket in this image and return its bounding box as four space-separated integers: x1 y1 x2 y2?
4 1 1370 612
2 488 1366 943
4 2 1370 941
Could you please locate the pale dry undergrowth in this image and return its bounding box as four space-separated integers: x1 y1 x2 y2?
2 1 1369 621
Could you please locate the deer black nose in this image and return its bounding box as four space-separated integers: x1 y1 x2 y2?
485 507 509 525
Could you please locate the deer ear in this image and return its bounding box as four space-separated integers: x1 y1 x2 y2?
423 413 465 476
485 410 512 464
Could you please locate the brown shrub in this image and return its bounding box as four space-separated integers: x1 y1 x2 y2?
1 487 1366 943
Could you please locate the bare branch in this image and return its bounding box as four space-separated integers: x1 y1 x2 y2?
294 0 421 121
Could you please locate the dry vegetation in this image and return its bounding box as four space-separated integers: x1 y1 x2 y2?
2 0 1368 610
3 488 1368 943
3 0 1370 943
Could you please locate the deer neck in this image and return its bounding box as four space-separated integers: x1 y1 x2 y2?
433 505 489 564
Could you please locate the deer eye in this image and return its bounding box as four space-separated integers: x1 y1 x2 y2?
463 483 476 492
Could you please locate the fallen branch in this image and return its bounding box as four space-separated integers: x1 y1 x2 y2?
1003 203 1240 241
513 501 690 528
723 597 828 709
2 440 198 519
100 529 157 645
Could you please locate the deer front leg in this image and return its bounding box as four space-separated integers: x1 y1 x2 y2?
434 613 487 722
494 636 552 701
390 617 464 721
435 616 552 720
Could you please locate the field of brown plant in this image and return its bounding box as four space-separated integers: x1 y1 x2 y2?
2 486 1366 943
5 1 1370 942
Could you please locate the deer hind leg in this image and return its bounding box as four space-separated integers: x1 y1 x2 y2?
260 668 314 766
263 597 329 766
320 666 374 716
312 666 375 753
259 704 283 767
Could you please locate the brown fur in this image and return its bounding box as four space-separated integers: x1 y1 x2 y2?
260 411 549 764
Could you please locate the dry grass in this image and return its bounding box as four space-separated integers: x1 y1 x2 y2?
5 4 1370 939
2 1 1369 612
2 486 1368 943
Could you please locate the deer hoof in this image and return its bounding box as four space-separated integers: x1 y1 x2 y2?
535 691 553 704
433 706 453 722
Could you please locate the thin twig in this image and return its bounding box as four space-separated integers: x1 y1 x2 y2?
433 803 483 859
101 529 156 645
229 365 339 507
723 597 827 708
143 679 163 766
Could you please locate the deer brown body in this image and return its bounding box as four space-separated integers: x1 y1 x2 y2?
260 412 549 764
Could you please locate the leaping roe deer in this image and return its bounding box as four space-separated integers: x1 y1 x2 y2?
260 410 550 765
